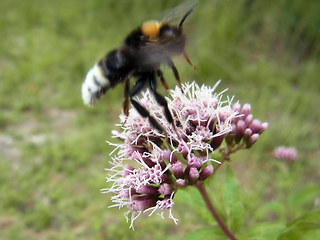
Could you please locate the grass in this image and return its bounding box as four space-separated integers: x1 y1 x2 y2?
0 0 319 239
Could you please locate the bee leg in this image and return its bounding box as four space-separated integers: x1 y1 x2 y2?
183 51 196 69
130 98 165 133
156 69 169 91
130 74 147 97
167 58 184 94
130 75 165 134
123 78 130 117
149 73 178 135
121 78 130 126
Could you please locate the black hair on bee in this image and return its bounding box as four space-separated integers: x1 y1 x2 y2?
82 1 197 133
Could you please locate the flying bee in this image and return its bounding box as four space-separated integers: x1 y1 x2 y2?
82 1 197 133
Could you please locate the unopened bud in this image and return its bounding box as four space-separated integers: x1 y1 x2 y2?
236 120 246 135
199 165 214 181
244 128 252 138
246 133 259 148
172 161 184 179
176 179 187 187
244 114 253 126
241 104 251 118
158 183 173 195
233 102 241 113
187 167 199 185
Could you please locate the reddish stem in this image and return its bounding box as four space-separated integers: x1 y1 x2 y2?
196 182 238 240
214 144 245 173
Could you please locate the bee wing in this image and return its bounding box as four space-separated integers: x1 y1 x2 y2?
133 0 198 67
160 0 198 25
136 38 185 67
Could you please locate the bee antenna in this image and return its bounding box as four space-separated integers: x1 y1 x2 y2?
178 1 197 30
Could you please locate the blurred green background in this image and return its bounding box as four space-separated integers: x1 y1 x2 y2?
0 0 319 239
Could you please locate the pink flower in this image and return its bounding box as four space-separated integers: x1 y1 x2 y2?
273 146 298 161
102 81 267 228
226 103 268 148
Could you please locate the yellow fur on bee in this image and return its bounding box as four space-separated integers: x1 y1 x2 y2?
141 21 160 38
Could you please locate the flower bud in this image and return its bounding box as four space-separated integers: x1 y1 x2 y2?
260 122 268 133
241 103 251 118
177 143 189 158
246 133 259 148
250 119 262 133
176 179 187 187
244 128 252 138
130 197 158 212
188 154 204 169
187 167 199 185
244 114 253 126
199 164 214 181
136 185 159 195
172 161 184 179
158 183 173 195
163 149 177 163
236 120 246 135
233 102 241 113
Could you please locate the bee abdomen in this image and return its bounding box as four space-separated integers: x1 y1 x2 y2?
82 64 111 105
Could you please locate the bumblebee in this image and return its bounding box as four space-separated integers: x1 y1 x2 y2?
82 1 197 133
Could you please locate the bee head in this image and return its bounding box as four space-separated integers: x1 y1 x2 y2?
141 21 160 38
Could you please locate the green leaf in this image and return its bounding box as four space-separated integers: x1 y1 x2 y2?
182 227 225 240
277 209 320 240
288 186 320 214
254 201 285 220
228 201 245 233
225 165 240 206
176 187 214 224
225 165 244 233
247 222 285 240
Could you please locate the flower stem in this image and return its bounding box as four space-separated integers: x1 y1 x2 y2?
196 182 238 240
213 143 245 174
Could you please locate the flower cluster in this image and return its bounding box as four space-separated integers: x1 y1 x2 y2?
226 103 268 148
102 81 267 228
273 146 298 161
